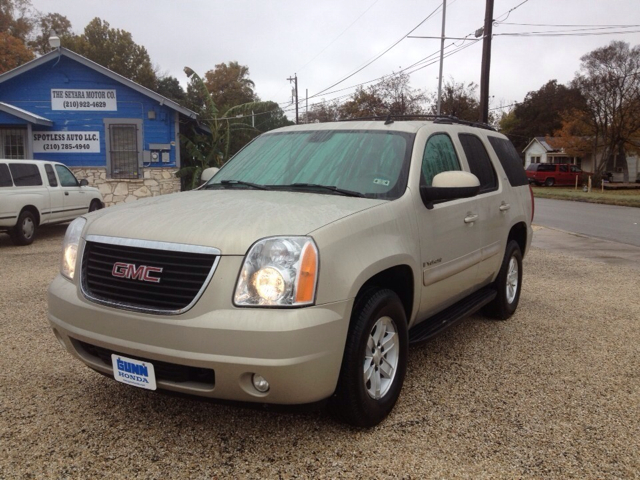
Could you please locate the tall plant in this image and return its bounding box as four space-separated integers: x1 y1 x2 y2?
176 67 265 190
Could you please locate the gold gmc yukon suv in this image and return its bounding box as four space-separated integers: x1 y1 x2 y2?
48 118 534 427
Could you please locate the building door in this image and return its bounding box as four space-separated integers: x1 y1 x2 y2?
0 128 27 159
105 120 142 179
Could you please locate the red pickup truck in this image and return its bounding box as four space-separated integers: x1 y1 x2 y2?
526 163 592 186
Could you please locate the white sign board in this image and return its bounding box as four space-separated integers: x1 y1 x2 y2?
33 132 100 153
51 89 117 111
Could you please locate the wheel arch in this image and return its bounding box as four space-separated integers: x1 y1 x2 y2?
508 221 527 256
352 264 415 325
19 205 41 227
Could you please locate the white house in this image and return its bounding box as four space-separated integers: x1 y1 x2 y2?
523 137 639 182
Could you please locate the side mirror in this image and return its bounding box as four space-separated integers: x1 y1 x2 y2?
420 171 480 210
200 167 219 185
79 179 89 187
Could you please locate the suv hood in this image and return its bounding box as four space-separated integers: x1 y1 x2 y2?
84 190 384 254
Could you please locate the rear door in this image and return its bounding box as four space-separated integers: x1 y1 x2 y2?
558 164 571 185
0 163 17 227
457 133 505 284
54 164 89 220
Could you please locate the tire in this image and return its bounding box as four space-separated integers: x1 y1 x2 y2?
544 177 555 187
485 240 523 320
9 210 37 246
329 288 408 427
89 199 102 212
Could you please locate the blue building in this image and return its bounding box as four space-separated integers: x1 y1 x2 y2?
0 48 198 205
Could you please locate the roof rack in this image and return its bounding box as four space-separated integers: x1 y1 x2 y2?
341 114 496 131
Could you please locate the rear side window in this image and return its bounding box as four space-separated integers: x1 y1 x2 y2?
559 165 568 172
8 163 42 187
0 164 13 187
44 164 58 187
421 133 460 185
487 136 529 187
526 164 538 171
538 164 555 172
458 134 497 193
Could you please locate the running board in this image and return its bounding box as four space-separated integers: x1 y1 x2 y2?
409 287 497 344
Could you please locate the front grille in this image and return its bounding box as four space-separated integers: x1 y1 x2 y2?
77 341 215 387
81 237 219 314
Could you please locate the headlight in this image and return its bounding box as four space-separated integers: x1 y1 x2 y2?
234 236 319 307
61 217 86 280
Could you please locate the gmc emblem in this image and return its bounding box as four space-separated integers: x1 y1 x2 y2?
112 262 163 283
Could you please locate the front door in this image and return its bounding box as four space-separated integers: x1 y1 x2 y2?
54 164 89 220
415 133 481 319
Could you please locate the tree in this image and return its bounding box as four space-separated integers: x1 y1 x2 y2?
500 80 587 154
339 86 387 118
0 31 34 73
0 0 35 74
570 41 640 181
202 61 257 114
307 100 341 123
62 18 157 89
177 67 273 189
156 75 186 105
29 12 72 55
0 0 34 42
338 72 427 120
429 79 480 121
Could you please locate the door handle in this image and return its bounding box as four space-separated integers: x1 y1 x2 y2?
464 214 479 224
64 192 69 196
499 203 511 211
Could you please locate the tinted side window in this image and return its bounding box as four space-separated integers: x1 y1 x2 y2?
458 134 497 193
55 165 79 187
421 134 460 186
0 164 13 187
559 165 568 172
570 165 581 173
8 163 42 186
526 164 537 171
538 164 555 172
44 164 58 187
487 136 529 187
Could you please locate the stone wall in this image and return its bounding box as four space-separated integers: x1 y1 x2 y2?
71 167 181 207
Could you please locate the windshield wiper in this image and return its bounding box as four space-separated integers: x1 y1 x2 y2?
205 180 270 190
287 183 365 198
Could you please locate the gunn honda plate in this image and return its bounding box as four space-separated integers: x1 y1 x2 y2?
111 354 157 390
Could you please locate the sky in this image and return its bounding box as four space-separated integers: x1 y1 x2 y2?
30 0 640 118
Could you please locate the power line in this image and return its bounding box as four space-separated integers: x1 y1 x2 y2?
497 22 640 28
296 0 383 74
493 0 530 24
496 30 640 37
310 2 443 99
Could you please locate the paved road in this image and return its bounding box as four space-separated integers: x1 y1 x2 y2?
534 197 640 247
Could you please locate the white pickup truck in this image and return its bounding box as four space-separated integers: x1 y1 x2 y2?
0 159 103 245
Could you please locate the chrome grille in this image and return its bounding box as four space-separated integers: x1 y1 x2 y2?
81 235 220 314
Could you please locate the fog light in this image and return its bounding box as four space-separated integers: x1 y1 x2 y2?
252 373 270 393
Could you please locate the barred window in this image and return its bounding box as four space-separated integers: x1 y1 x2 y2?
109 124 139 179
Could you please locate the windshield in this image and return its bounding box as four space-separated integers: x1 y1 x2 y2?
208 130 414 199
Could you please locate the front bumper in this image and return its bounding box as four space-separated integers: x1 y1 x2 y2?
48 272 353 404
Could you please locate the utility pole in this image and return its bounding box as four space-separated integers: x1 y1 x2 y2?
436 0 447 116
478 0 494 124
287 74 299 124
305 88 308 124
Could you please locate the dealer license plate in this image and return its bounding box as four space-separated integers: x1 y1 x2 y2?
111 354 157 391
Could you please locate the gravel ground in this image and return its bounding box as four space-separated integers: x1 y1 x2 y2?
1 227 639 479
